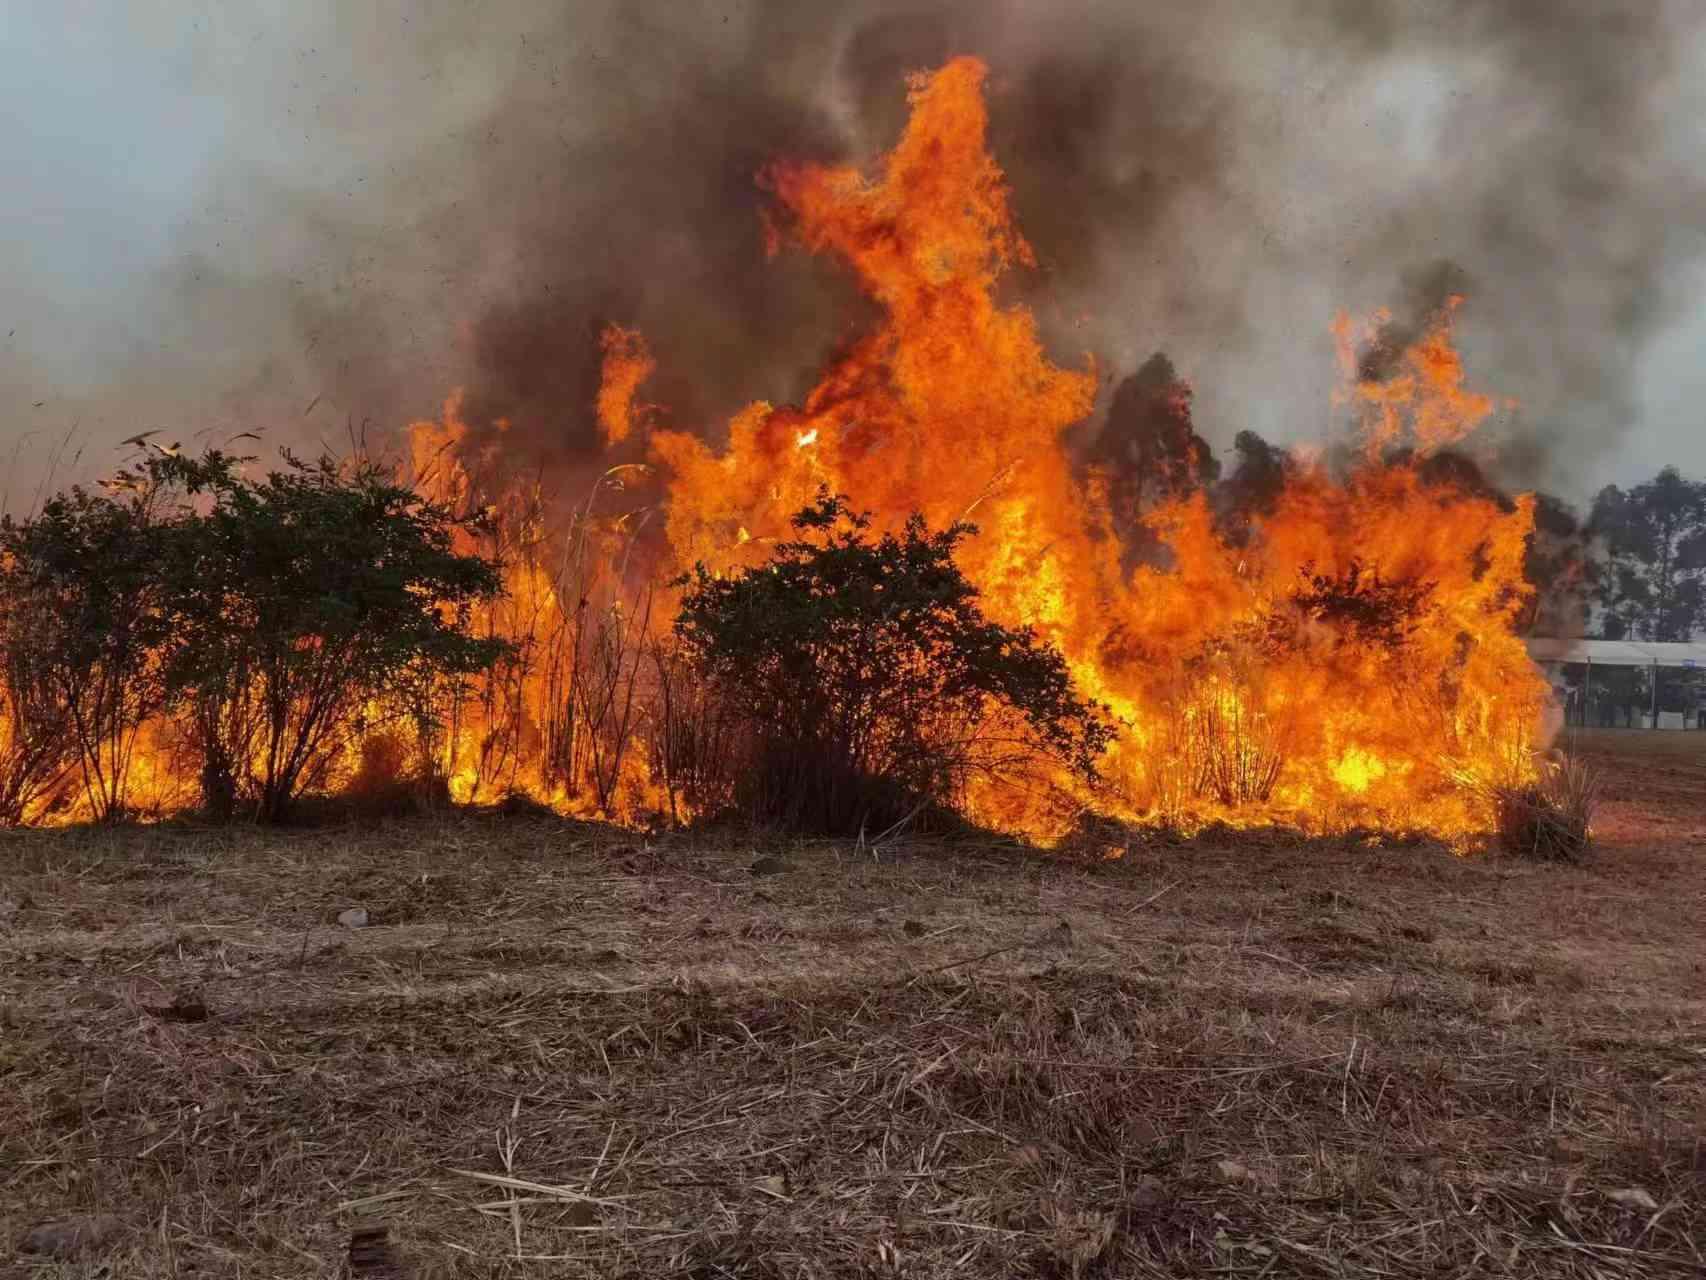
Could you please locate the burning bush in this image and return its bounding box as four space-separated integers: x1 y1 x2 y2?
673 491 1114 834
0 448 509 825
1286 560 1436 650
154 451 510 822
1184 673 1289 807
0 598 78 826
1146 663 1292 820
0 474 181 821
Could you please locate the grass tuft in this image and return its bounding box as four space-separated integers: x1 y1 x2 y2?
1491 747 1602 862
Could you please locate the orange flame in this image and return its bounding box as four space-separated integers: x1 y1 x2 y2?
635 57 1545 839
37 56 1543 839
596 325 656 446
1332 297 1508 459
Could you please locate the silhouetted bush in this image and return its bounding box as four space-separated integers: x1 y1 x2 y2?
673 491 1113 834
0 448 509 825
0 473 181 821
153 450 509 822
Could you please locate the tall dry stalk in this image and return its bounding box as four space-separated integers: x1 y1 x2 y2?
1144 666 1288 816
645 638 741 825
534 470 658 816
1190 686 1285 806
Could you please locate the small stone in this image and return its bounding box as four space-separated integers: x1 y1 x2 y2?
1129 1175 1168 1209
749 856 787 877
1215 1158 1252 1185
337 907 369 929
19 1214 121 1258
150 988 208 1023
1606 1187 1659 1212
902 919 927 938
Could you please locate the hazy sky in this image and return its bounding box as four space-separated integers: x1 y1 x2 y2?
5 0 1704 509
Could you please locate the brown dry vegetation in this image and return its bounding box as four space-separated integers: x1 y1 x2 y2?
2 731 1703 1278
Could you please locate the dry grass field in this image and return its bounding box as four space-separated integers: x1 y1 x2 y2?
2 731 1703 1277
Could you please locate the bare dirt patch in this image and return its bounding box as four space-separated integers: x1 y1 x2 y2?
2 737 1703 1277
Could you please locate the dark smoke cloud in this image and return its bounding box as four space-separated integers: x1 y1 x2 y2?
7 0 1704 504
1352 260 1473 384
1285 0 1705 491
425 0 1253 490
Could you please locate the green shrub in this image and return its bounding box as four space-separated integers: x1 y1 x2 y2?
0 476 181 820
673 490 1112 834
153 450 510 822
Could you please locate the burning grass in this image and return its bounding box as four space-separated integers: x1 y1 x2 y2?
1491 751 1603 863
2 730 1702 1277
1461 742 1604 864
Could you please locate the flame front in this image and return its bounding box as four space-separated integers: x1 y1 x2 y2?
605 57 1541 838
41 57 1544 837
403 56 1546 839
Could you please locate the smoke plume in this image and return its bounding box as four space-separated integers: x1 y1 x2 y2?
6 0 1704 502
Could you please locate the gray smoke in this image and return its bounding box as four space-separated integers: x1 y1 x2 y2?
5 0 1704 507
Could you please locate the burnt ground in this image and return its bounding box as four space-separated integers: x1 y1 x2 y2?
1 730 1702 1278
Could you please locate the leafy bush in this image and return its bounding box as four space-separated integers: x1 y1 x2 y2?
673 491 1113 833
0 475 181 821
154 451 509 822
0 598 77 825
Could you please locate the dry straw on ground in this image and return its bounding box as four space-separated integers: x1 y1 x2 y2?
1 729 1702 1277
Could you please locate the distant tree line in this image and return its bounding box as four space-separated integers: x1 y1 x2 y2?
1086 350 1706 642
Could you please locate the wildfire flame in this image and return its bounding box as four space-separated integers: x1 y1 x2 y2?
1331 299 1506 459
596 326 655 447
613 57 1541 837
33 57 1544 837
